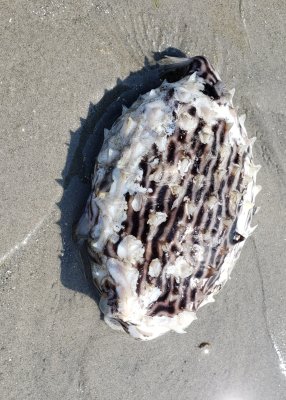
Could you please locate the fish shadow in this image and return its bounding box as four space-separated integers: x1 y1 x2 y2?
57 47 186 302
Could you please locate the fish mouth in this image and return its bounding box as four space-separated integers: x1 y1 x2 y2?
75 238 152 339
77 240 114 295
79 245 134 336
76 237 121 316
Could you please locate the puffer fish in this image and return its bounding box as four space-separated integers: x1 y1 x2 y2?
76 56 261 340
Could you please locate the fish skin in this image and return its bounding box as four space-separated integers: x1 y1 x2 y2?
76 56 260 340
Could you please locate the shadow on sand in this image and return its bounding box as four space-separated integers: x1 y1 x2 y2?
57 47 186 301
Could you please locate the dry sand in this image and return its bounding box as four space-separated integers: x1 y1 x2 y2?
1 1 286 399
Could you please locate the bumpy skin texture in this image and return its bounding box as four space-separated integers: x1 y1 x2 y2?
76 56 261 340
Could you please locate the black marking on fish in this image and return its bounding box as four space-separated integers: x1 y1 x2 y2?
203 159 211 176
167 141 176 163
156 185 168 211
189 106 197 116
171 244 178 253
195 205 205 227
178 129 187 142
149 180 157 193
232 232 245 243
186 181 193 199
211 124 218 155
202 83 221 100
227 173 235 188
130 211 140 237
166 87 175 101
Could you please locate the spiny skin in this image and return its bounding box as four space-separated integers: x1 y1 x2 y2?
76 56 261 340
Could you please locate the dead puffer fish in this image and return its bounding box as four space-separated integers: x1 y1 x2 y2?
76 56 261 340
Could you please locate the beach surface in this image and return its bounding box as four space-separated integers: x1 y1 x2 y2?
1 1 286 399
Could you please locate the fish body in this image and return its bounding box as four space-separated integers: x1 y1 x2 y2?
76 56 261 340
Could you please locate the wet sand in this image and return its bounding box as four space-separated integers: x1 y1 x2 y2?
1 1 286 399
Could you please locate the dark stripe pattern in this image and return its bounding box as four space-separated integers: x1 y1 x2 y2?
88 56 255 323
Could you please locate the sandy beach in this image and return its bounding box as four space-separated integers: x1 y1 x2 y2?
1 1 286 399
